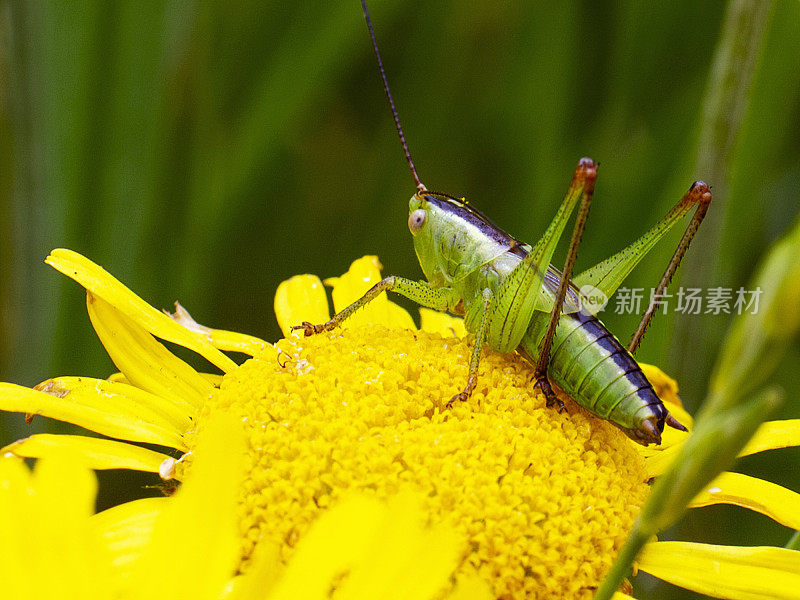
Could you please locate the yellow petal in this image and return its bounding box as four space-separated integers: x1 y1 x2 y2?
739 419 800 457
655 427 690 455
46 249 237 373
88 292 213 411
0 458 33 599
3 434 173 473
92 497 165 581
108 370 223 388
0 456 105 596
269 493 462 600
268 496 384 599
326 256 416 330
445 574 494 600
130 414 244 600
690 471 800 530
325 255 381 312
335 493 462 600
639 541 800 600
633 366 691 466
636 405 692 474
198 328 271 356
0 383 186 449
662 399 693 430
638 399 693 476
168 302 275 357
274 275 330 338
641 444 682 478
37 376 194 433
221 539 282 600
200 373 224 386
419 308 467 338
639 363 683 408
30 456 101 597
385 300 418 330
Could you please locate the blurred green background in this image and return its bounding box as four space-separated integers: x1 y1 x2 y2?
1 1 798 598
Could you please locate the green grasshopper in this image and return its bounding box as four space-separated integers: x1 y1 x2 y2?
294 1 711 446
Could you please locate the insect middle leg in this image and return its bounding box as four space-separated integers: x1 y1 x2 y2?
292 276 458 336
446 288 493 407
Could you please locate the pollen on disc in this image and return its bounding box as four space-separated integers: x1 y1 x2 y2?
193 325 650 599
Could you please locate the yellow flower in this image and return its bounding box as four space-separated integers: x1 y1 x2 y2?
0 409 478 600
1 249 799 599
0 412 241 599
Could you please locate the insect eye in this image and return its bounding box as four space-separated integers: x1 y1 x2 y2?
408 209 426 234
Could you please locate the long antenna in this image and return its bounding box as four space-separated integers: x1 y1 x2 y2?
361 0 426 192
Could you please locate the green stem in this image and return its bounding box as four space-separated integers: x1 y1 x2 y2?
594 387 780 600
669 0 774 398
593 529 649 600
786 530 800 551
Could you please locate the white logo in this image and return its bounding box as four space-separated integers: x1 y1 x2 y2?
578 284 609 316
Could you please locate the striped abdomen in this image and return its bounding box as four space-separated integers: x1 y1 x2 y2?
519 311 681 445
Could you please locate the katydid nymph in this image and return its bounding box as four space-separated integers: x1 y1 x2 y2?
294 1 711 446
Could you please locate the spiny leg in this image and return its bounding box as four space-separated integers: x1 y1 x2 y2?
627 181 712 355
534 158 597 411
573 180 711 301
292 275 457 336
446 288 493 407
487 158 596 353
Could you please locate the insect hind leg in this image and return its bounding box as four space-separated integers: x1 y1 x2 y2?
627 181 712 355
535 377 567 412
534 158 597 412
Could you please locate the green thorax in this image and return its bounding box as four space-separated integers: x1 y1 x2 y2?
408 192 528 315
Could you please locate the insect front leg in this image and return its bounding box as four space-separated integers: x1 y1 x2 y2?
292 276 458 336
447 288 493 407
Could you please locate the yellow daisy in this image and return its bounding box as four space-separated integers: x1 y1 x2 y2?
1 249 799 599
1 410 476 600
